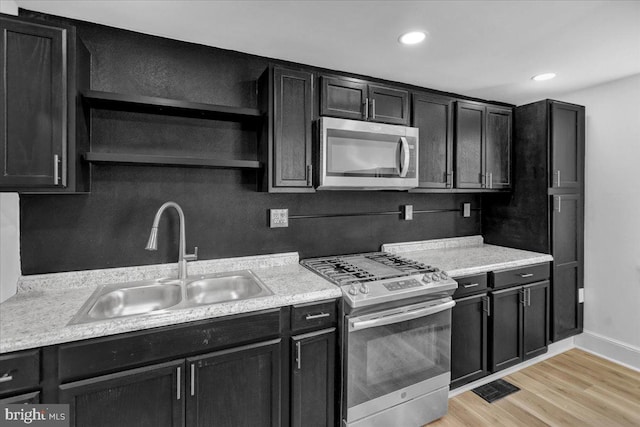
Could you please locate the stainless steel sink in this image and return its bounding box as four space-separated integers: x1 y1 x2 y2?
68 270 272 325
186 273 272 305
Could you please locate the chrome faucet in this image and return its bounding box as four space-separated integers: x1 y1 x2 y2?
145 201 198 280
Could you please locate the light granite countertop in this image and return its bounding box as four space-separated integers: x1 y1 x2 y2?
382 236 553 277
0 252 342 354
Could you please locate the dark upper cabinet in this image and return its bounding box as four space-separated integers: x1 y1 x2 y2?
450 293 488 389
551 194 583 340
186 340 281 427
455 101 512 191
550 102 584 190
455 102 485 189
0 15 90 193
290 329 336 427
59 360 185 427
259 66 314 192
320 76 367 121
483 99 585 342
485 106 512 190
412 93 454 189
320 75 409 125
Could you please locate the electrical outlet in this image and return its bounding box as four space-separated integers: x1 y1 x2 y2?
402 205 413 221
269 209 289 228
462 203 471 218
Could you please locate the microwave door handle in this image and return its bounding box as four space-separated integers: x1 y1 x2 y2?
398 137 410 178
349 299 455 332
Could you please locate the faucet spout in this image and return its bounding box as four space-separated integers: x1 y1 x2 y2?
145 202 197 280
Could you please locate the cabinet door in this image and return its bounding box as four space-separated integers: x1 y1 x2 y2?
291 329 336 427
0 17 66 188
320 76 366 120
485 106 512 190
550 102 584 190
551 194 583 340
489 286 523 372
186 339 281 427
273 67 313 189
451 294 488 388
523 281 550 360
368 84 410 125
59 360 185 427
412 93 454 189
455 102 485 189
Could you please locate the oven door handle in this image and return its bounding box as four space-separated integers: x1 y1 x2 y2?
349 299 455 332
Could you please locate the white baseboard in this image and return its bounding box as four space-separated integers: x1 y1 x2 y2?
448 337 576 398
575 330 640 372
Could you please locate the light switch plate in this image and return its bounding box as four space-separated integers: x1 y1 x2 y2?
579 288 584 303
462 203 471 218
269 209 289 228
402 205 413 221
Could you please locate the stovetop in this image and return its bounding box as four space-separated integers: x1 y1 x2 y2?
301 252 458 308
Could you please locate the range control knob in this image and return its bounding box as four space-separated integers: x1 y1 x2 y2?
349 283 359 295
422 274 432 283
439 271 449 280
359 283 370 294
431 273 441 282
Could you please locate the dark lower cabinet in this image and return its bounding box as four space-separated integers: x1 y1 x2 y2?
290 329 336 427
187 339 281 427
490 281 549 373
59 359 185 427
450 294 488 389
0 391 41 404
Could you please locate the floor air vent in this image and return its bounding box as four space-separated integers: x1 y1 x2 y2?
472 379 520 403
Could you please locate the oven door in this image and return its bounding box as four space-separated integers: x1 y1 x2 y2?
344 297 454 423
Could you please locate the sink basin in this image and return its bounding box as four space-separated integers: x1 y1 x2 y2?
68 270 273 325
86 283 182 320
186 273 272 305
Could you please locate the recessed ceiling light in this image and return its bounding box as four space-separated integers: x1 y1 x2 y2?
532 73 556 81
399 31 426 45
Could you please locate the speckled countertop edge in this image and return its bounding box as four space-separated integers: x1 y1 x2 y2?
383 236 553 277
0 252 342 354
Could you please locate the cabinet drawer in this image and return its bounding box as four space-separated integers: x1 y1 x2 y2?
490 263 551 290
291 300 337 333
453 273 488 299
0 349 40 396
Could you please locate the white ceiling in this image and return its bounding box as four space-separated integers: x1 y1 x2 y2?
15 0 640 105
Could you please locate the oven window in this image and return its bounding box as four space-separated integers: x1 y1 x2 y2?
347 309 451 408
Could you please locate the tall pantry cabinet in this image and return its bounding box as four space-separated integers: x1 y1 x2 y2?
482 99 585 342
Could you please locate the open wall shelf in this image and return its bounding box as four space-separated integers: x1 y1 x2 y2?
84 152 261 170
82 90 262 122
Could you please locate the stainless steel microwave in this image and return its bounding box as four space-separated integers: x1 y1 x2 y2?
317 117 419 190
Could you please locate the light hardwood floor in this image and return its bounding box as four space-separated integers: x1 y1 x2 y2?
428 349 640 426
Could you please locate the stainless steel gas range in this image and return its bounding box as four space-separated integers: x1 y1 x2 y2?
301 252 458 427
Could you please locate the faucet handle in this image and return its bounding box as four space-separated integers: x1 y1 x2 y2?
185 246 198 262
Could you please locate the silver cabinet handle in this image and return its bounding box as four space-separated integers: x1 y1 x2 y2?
481 173 486 187
364 97 369 119
554 196 562 213
445 171 453 187
489 172 493 189
305 312 330 320
527 288 532 307
295 341 301 370
557 170 561 187
520 289 526 306
190 364 195 396
0 374 13 383
371 98 376 119
306 164 312 187
483 296 491 317
398 137 410 178
463 283 479 288
53 154 60 185
176 367 181 400
519 273 534 278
